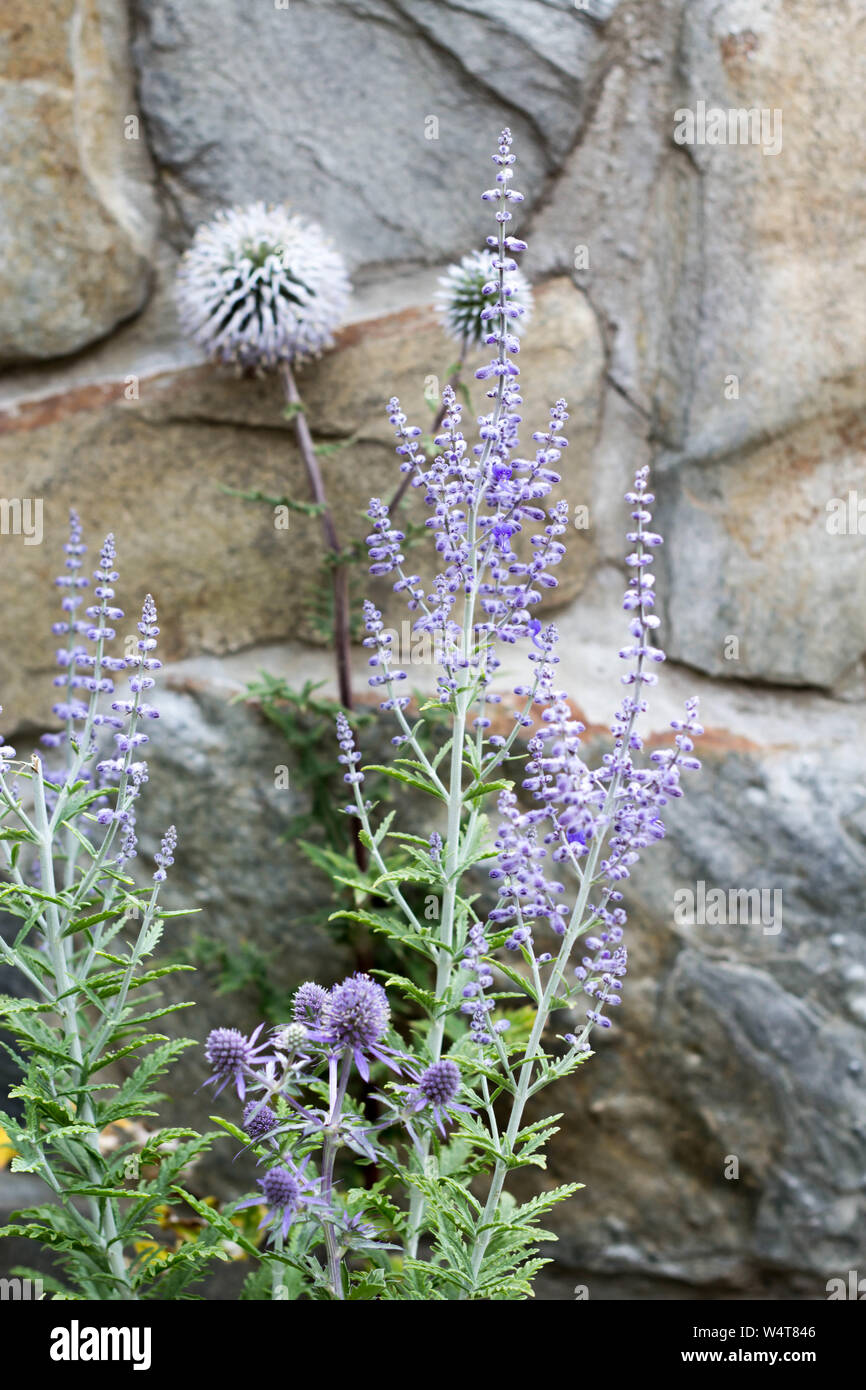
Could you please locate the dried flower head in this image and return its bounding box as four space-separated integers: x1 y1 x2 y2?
435 247 532 349
176 202 351 369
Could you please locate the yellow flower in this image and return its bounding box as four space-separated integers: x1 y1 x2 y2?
0 1126 17 1170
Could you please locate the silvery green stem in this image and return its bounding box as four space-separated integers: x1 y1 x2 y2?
31 755 133 1296
321 1049 352 1299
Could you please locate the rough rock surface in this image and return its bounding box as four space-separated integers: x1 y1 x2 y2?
0 0 158 362
130 0 609 267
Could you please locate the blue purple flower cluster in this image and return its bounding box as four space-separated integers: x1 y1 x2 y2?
203 973 468 1259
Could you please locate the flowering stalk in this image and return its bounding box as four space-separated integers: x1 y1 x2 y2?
351 131 700 1295
0 518 230 1299
175 203 367 872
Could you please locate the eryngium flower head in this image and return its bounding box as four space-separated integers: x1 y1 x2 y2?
176 203 351 369
236 1157 327 1242
418 1058 461 1107
393 1057 472 1141
292 981 329 1028
316 973 399 1080
435 248 532 349
243 1100 278 1142
203 1024 270 1099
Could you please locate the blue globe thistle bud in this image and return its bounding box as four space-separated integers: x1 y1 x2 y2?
176 203 351 369
418 1058 461 1107
242 1100 278 1142
293 981 329 1028
202 1023 270 1099
435 248 532 349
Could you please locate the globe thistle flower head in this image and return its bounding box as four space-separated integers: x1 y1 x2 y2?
435 248 532 350
176 202 351 369
315 972 400 1080
202 1024 271 1100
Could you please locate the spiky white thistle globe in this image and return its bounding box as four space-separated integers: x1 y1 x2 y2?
175 202 352 369
435 248 533 350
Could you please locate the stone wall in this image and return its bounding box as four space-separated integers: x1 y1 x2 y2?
1 0 865 1299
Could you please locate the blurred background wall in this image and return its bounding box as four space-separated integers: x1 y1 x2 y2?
1 0 865 1299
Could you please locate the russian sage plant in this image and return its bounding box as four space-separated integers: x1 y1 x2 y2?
0 522 229 1299
205 129 703 1302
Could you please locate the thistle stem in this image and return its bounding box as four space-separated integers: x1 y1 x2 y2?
321 1050 352 1299
280 361 366 875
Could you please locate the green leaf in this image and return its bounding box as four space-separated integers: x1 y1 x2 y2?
362 764 446 801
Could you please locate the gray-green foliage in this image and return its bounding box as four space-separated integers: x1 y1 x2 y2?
0 536 226 1300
